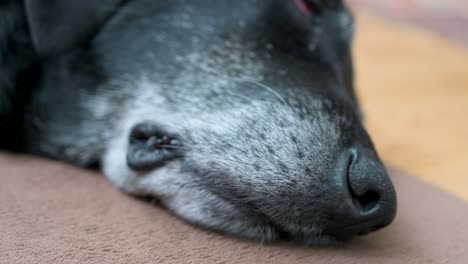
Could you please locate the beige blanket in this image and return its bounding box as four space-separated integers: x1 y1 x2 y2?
1 154 467 263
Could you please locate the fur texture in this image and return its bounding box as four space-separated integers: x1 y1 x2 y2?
0 0 396 244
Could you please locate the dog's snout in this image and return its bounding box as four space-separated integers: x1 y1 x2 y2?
326 147 397 239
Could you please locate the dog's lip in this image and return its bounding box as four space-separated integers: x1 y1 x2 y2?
324 221 386 239
211 192 342 244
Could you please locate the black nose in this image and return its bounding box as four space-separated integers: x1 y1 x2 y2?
326 147 397 239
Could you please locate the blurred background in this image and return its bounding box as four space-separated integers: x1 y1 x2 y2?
345 0 468 201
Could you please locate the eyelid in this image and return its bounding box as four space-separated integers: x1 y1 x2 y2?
294 0 312 15
293 0 323 16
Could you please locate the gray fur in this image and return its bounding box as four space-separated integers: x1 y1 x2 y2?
10 0 395 244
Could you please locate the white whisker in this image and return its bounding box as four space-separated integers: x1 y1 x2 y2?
251 81 288 105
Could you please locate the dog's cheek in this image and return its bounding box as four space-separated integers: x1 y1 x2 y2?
101 136 139 193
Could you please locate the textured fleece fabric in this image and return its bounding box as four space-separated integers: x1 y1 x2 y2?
1 154 468 264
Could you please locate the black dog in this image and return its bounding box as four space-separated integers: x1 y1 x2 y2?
0 0 396 244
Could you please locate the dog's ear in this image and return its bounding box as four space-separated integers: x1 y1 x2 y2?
0 0 124 149
24 0 125 56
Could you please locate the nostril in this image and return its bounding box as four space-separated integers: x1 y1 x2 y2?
327 147 397 238
345 149 383 213
353 190 380 212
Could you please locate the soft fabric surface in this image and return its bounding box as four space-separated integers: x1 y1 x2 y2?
1 154 468 263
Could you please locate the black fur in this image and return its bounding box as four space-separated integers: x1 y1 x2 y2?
0 0 396 244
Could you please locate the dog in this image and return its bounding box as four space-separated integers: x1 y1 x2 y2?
0 0 396 244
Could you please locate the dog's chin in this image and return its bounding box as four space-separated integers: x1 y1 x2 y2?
102 148 348 246
177 213 347 246
160 187 349 246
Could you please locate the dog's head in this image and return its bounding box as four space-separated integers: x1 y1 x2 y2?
26 0 397 244
94 0 397 244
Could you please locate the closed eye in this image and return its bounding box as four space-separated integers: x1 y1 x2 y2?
293 0 323 16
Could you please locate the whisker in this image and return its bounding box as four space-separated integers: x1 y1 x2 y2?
224 91 255 103
251 81 288 105
256 226 268 247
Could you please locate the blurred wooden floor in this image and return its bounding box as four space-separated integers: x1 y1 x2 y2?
348 0 468 44
354 13 468 201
